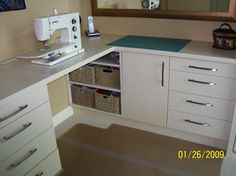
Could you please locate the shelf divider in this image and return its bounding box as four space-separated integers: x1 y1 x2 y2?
70 81 121 92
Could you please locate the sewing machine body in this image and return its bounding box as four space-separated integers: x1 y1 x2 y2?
17 12 84 66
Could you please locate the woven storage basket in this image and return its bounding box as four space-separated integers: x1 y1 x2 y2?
95 66 120 88
110 92 121 114
69 65 95 84
95 89 120 114
71 85 95 108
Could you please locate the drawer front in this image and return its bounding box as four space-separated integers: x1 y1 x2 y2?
0 102 52 162
168 111 232 140
24 150 61 176
170 57 236 78
0 128 57 176
169 91 234 121
170 71 236 101
0 86 49 129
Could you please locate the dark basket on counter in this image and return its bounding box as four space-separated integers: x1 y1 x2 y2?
213 23 236 50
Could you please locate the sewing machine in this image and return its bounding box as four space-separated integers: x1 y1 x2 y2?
17 10 85 66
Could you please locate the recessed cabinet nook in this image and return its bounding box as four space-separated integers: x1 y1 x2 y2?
69 52 121 115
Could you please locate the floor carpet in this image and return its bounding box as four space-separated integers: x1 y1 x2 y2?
57 124 223 176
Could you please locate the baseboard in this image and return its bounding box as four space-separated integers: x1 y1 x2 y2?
53 106 74 127
74 106 228 150
78 117 112 129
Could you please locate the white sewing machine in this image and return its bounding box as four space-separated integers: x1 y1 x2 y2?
17 10 85 66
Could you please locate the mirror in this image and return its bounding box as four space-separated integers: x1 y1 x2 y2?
91 0 236 21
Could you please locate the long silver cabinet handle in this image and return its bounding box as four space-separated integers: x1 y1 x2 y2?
188 79 216 86
162 61 164 87
35 172 44 176
1 122 32 143
184 119 211 127
186 100 214 107
7 148 38 170
0 105 28 123
188 65 218 72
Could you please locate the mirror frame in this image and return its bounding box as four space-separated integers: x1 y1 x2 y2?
91 0 236 21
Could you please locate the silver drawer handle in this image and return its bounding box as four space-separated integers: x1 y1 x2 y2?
0 105 28 123
186 100 214 107
188 79 216 86
189 65 218 72
184 119 211 127
7 148 38 170
35 172 44 176
162 61 164 87
1 122 32 143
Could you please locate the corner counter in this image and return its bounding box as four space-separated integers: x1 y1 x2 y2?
1 34 236 102
1 34 236 163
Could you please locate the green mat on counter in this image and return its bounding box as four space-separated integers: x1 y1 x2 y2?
108 35 191 52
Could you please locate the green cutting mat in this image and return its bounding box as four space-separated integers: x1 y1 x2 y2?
108 35 191 52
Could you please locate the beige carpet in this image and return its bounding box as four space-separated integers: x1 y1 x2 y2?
57 124 223 176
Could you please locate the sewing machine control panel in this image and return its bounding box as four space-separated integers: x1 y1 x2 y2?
72 19 77 24
71 18 79 41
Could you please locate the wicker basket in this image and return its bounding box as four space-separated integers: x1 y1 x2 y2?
95 89 120 114
110 92 121 114
69 65 95 84
71 85 95 108
95 66 120 88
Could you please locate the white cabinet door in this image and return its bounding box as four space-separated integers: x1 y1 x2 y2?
122 51 169 127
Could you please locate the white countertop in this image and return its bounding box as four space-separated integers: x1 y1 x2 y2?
0 34 121 104
0 66 46 101
181 41 236 63
1 34 236 103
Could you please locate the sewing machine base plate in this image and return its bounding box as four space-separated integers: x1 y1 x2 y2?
31 48 85 66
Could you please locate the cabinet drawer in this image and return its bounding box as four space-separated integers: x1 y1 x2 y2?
0 86 49 129
24 150 61 176
0 128 57 176
168 111 231 140
169 91 234 121
170 57 236 79
0 102 52 162
170 71 236 101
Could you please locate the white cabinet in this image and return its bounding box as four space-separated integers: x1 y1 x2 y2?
170 56 236 79
169 91 234 121
0 86 61 176
170 70 236 101
168 111 232 140
168 57 236 140
0 102 52 162
0 86 49 129
0 128 57 176
24 150 61 176
122 51 169 127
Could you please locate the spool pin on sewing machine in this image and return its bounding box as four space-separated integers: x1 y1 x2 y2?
17 10 85 66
